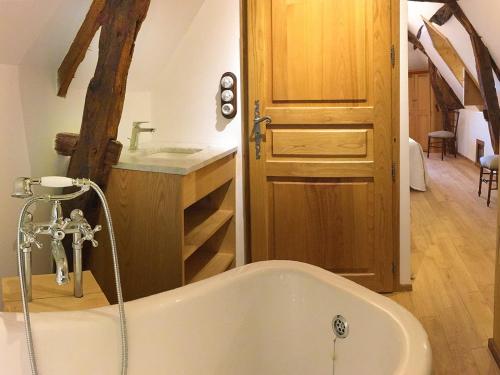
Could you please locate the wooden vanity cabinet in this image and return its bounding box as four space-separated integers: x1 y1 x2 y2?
90 153 236 303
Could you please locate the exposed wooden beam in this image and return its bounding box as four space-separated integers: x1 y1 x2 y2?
55 132 122 166
429 61 463 112
62 0 151 241
448 2 477 35
57 0 107 97
55 132 80 156
429 4 454 26
470 33 500 153
429 62 455 133
448 2 500 153
423 17 472 86
408 31 463 119
490 52 500 82
408 31 427 56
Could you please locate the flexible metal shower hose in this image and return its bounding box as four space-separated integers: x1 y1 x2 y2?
16 182 128 375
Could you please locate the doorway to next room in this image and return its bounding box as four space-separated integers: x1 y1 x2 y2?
390 2 500 374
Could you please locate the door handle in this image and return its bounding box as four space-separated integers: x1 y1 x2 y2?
253 100 272 160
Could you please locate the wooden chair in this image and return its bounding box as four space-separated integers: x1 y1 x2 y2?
479 155 498 207
427 110 460 160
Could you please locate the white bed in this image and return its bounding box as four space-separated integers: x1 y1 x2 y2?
409 138 428 191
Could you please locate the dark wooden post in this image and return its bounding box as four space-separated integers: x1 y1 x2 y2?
55 0 151 267
57 0 150 215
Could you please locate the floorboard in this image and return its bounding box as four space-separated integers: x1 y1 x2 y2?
389 155 500 374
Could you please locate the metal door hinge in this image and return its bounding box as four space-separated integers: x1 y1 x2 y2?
390 45 395 68
392 162 397 181
392 262 396 274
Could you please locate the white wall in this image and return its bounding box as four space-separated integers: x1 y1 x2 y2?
151 0 244 265
400 0 411 285
408 42 428 71
0 65 53 309
457 109 494 160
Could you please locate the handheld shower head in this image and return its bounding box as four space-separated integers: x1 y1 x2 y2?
11 176 82 199
11 177 39 198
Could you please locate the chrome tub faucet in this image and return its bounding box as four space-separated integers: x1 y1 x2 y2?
12 176 128 375
13 177 101 300
129 121 155 151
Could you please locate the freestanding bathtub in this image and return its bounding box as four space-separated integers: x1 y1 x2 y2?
0 261 431 374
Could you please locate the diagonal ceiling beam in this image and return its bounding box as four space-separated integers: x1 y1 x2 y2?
490 51 500 82
429 61 463 112
408 31 463 111
408 31 427 56
422 17 473 86
448 2 500 153
57 0 107 97
429 4 454 26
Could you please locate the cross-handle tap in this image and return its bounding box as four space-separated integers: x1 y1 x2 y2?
20 225 43 250
70 209 102 247
78 223 102 247
18 204 103 296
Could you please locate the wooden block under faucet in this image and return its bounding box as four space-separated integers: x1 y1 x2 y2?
1 271 109 313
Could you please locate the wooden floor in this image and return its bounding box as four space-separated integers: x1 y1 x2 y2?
390 155 500 374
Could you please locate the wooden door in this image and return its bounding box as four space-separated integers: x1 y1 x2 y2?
247 0 395 291
409 71 433 150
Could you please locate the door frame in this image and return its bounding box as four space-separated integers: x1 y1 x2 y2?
239 0 404 291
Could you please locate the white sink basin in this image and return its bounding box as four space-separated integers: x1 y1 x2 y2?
116 143 237 175
144 147 203 159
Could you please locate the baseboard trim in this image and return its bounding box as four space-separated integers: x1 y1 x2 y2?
395 283 413 292
488 338 500 369
457 152 479 167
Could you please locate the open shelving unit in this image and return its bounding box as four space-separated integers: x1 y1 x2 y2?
183 208 234 261
91 152 237 303
182 176 236 284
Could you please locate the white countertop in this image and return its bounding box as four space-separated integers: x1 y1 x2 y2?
114 142 238 175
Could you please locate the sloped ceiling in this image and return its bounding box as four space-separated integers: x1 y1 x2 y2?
460 0 500 70
0 0 205 91
408 0 500 100
0 0 64 65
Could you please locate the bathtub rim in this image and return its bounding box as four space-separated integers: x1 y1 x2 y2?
0 260 431 375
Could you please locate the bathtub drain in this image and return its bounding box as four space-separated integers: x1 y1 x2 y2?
331 315 349 375
332 315 349 339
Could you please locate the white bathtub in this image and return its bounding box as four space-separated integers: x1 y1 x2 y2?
0 261 431 374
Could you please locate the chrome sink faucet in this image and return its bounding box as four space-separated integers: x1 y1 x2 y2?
13 177 101 300
129 121 156 151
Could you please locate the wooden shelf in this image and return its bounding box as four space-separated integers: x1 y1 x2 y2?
185 252 235 284
183 209 234 261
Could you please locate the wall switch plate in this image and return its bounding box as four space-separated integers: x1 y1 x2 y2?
220 72 237 119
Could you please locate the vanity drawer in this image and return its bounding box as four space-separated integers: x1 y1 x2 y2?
272 129 368 157
182 154 235 208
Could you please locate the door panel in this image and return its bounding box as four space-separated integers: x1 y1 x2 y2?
272 129 368 157
247 0 394 291
271 181 373 272
271 0 368 102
